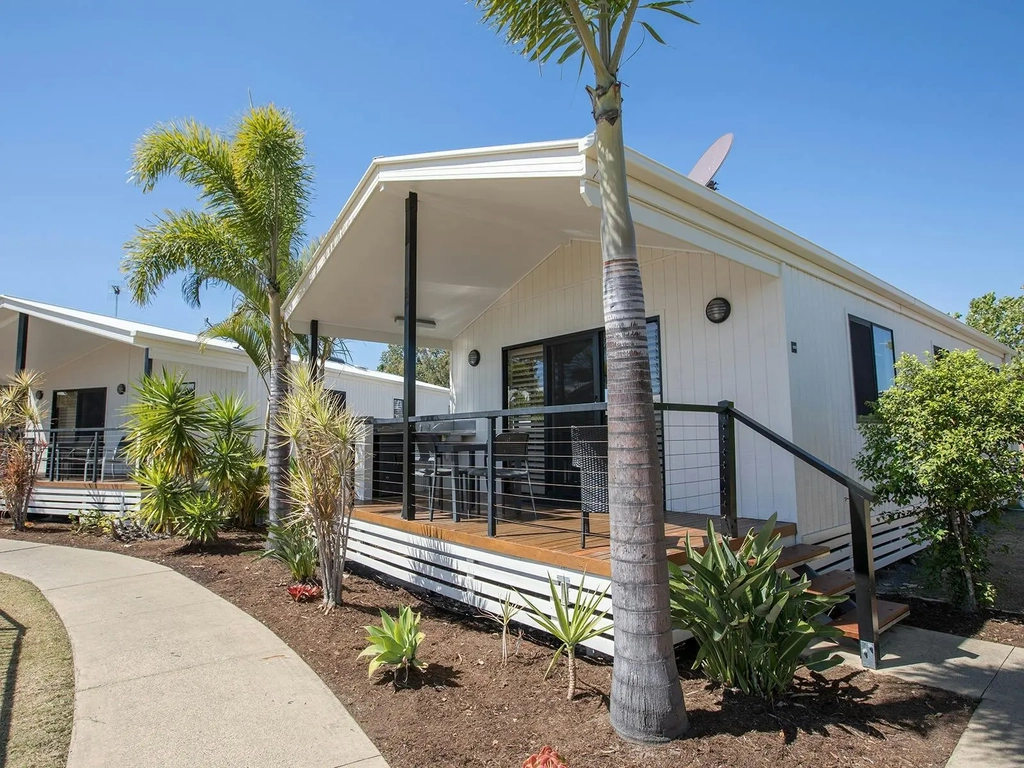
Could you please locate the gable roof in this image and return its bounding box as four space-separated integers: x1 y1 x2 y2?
0 295 448 391
283 136 1013 360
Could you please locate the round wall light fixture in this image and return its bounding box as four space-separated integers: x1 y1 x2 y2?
116 383 127 395
34 390 44 401
705 297 732 324
468 349 481 367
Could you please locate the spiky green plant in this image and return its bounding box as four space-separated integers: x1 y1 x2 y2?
258 518 318 583
175 492 226 545
483 592 522 666
358 606 427 683
0 371 48 531
518 575 611 700
131 462 190 533
668 515 843 700
278 366 368 608
124 371 211 481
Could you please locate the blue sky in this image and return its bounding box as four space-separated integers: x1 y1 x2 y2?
2 1 1022 369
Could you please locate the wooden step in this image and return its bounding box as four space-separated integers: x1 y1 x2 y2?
832 600 910 640
776 543 830 569
806 569 856 597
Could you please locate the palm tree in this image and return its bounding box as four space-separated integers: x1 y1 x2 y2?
122 104 312 532
475 0 696 742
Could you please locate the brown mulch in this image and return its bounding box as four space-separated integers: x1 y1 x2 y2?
879 594 1024 649
2 522 975 768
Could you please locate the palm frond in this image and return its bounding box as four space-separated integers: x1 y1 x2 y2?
200 309 272 383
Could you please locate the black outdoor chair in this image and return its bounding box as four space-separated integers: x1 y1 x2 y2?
413 433 461 521
465 431 537 518
570 424 609 535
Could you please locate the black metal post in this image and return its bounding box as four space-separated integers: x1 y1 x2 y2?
486 417 496 537
15 312 28 371
309 318 320 381
91 431 99 482
143 347 153 377
849 489 880 668
718 400 739 538
402 191 418 521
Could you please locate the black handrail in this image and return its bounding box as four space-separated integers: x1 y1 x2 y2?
373 400 719 426
726 406 876 502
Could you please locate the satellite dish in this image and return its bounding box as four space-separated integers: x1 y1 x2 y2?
688 133 734 190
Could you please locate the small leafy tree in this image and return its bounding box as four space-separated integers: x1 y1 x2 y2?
278 366 368 608
0 371 48 531
377 345 450 388
955 290 1024 353
856 350 1024 612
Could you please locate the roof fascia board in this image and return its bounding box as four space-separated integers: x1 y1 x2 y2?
609 148 1013 358
0 298 135 345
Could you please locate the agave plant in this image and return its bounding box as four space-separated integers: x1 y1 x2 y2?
358 606 427 683
523 747 568 768
518 575 611 701
668 514 844 700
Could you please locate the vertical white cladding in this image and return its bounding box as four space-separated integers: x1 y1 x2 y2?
451 240 797 521
319 367 452 420
782 264 1006 535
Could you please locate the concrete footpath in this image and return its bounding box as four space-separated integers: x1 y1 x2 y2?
831 624 1024 767
0 539 389 768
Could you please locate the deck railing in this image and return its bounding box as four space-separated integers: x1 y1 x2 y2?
35 427 131 483
373 399 882 668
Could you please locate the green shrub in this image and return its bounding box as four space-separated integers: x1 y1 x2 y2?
175 493 226 545
258 519 318 582
856 350 1024 612
668 515 843 700
70 509 115 536
518 575 610 701
358 606 427 683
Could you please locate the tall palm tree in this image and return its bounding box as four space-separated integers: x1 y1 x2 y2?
122 104 312 532
476 0 696 743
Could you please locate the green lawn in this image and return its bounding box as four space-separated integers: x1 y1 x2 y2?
0 574 74 768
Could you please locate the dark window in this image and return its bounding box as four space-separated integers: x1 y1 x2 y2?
849 317 895 417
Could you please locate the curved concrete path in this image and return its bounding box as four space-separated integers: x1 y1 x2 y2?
0 538 388 768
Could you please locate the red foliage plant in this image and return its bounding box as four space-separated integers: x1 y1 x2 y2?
287 584 323 602
523 746 567 768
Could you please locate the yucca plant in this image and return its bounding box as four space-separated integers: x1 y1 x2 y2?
668 514 843 700
175 492 226 545
0 371 48 531
279 366 368 608
124 371 212 481
483 591 522 666
518 575 611 701
131 462 190 533
358 606 427 683
258 518 318 583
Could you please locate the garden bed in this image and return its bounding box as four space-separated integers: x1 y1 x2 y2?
2 522 975 768
878 595 1024 649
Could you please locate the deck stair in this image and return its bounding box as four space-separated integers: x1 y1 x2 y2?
832 600 910 640
794 563 910 642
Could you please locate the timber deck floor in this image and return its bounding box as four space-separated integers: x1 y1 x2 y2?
352 501 796 578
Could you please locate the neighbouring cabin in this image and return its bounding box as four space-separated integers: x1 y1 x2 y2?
284 136 1004 665
0 295 450 516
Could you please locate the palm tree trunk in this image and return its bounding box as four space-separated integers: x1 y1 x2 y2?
266 289 290 542
591 77 688 742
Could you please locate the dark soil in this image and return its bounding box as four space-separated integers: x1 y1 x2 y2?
2 522 975 768
879 595 1024 649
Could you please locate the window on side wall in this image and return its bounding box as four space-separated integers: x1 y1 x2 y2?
849 316 895 418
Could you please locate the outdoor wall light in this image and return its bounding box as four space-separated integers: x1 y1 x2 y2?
393 316 437 329
117 383 127 395
705 297 732 324
468 349 480 367
34 390 43 401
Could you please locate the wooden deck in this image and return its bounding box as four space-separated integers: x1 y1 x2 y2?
352 501 796 578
